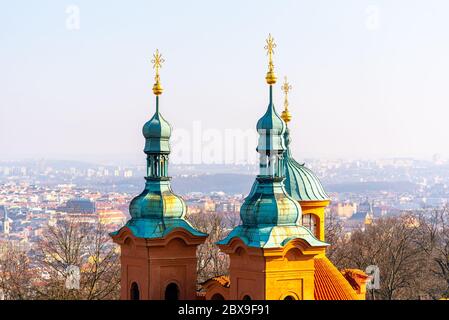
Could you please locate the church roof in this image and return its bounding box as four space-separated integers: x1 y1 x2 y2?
201 275 230 288
218 224 328 249
314 256 360 300
111 217 205 239
200 258 361 300
284 155 329 201
283 128 329 202
128 179 185 220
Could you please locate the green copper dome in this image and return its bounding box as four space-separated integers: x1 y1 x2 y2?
143 112 171 140
143 97 171 154
129 178 185 219
256 86 286 154
283 127 329 201
218 176 327 248
240 177 301 226
256 104 285 135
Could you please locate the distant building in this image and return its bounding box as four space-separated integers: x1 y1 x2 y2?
98 210 126 226
61 198 96 214
331 202 357 218
0 206 11 235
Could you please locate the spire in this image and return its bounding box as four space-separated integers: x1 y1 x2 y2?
257 34 286 177
265 34 277 85
151 49 164 96
281 76 292 124
143 50 171 157
111 49 205 240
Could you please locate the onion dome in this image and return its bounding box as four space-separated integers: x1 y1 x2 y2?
129 180 185 220
256 99 285 135
240 177 301 227
143 102 171 154
143 111 171 140
256 87 286 154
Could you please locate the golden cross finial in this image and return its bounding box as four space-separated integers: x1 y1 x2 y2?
282 76 292 94
281 76 293 124
264 34 277 84
151 49 165 95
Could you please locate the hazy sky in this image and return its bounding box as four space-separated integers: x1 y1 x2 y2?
1 0 449 165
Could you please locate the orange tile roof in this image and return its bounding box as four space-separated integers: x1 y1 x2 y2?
201 275 230 288
314 256 360 300
212 275 230 288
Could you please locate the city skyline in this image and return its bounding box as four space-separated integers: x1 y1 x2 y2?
2 0 449 162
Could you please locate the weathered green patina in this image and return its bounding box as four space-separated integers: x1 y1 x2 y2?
111 96 206 239
256 86 286 154
142 96 171 154
283 127 330 201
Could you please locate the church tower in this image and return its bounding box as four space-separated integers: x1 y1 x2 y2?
217 35 328 300
2 206 10 236
111 50 207 300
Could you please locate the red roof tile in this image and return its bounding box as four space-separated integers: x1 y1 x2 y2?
314 257 360 300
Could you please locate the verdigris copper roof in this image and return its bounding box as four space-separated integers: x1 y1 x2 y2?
143 97 171 154
129 178 186 220
283 127 329 201
219 223 327 248
256 86 286 154
218 177 328 248
111 216 204 239
240 177 301 226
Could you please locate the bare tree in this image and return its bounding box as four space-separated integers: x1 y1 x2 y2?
0 244 36 300
34 220 120 300
187 211 238 283
330 215 426 300
414 206 449 299
324 210 345 265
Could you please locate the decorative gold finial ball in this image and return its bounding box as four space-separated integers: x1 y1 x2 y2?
266 71 277 84
281 110 292 123
152 82 163 95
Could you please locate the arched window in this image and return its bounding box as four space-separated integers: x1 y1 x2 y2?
130 282 140 300
242 295 252 300
284 295 295 300
211 293 225 300
165 283 180 300
302 214 318 237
